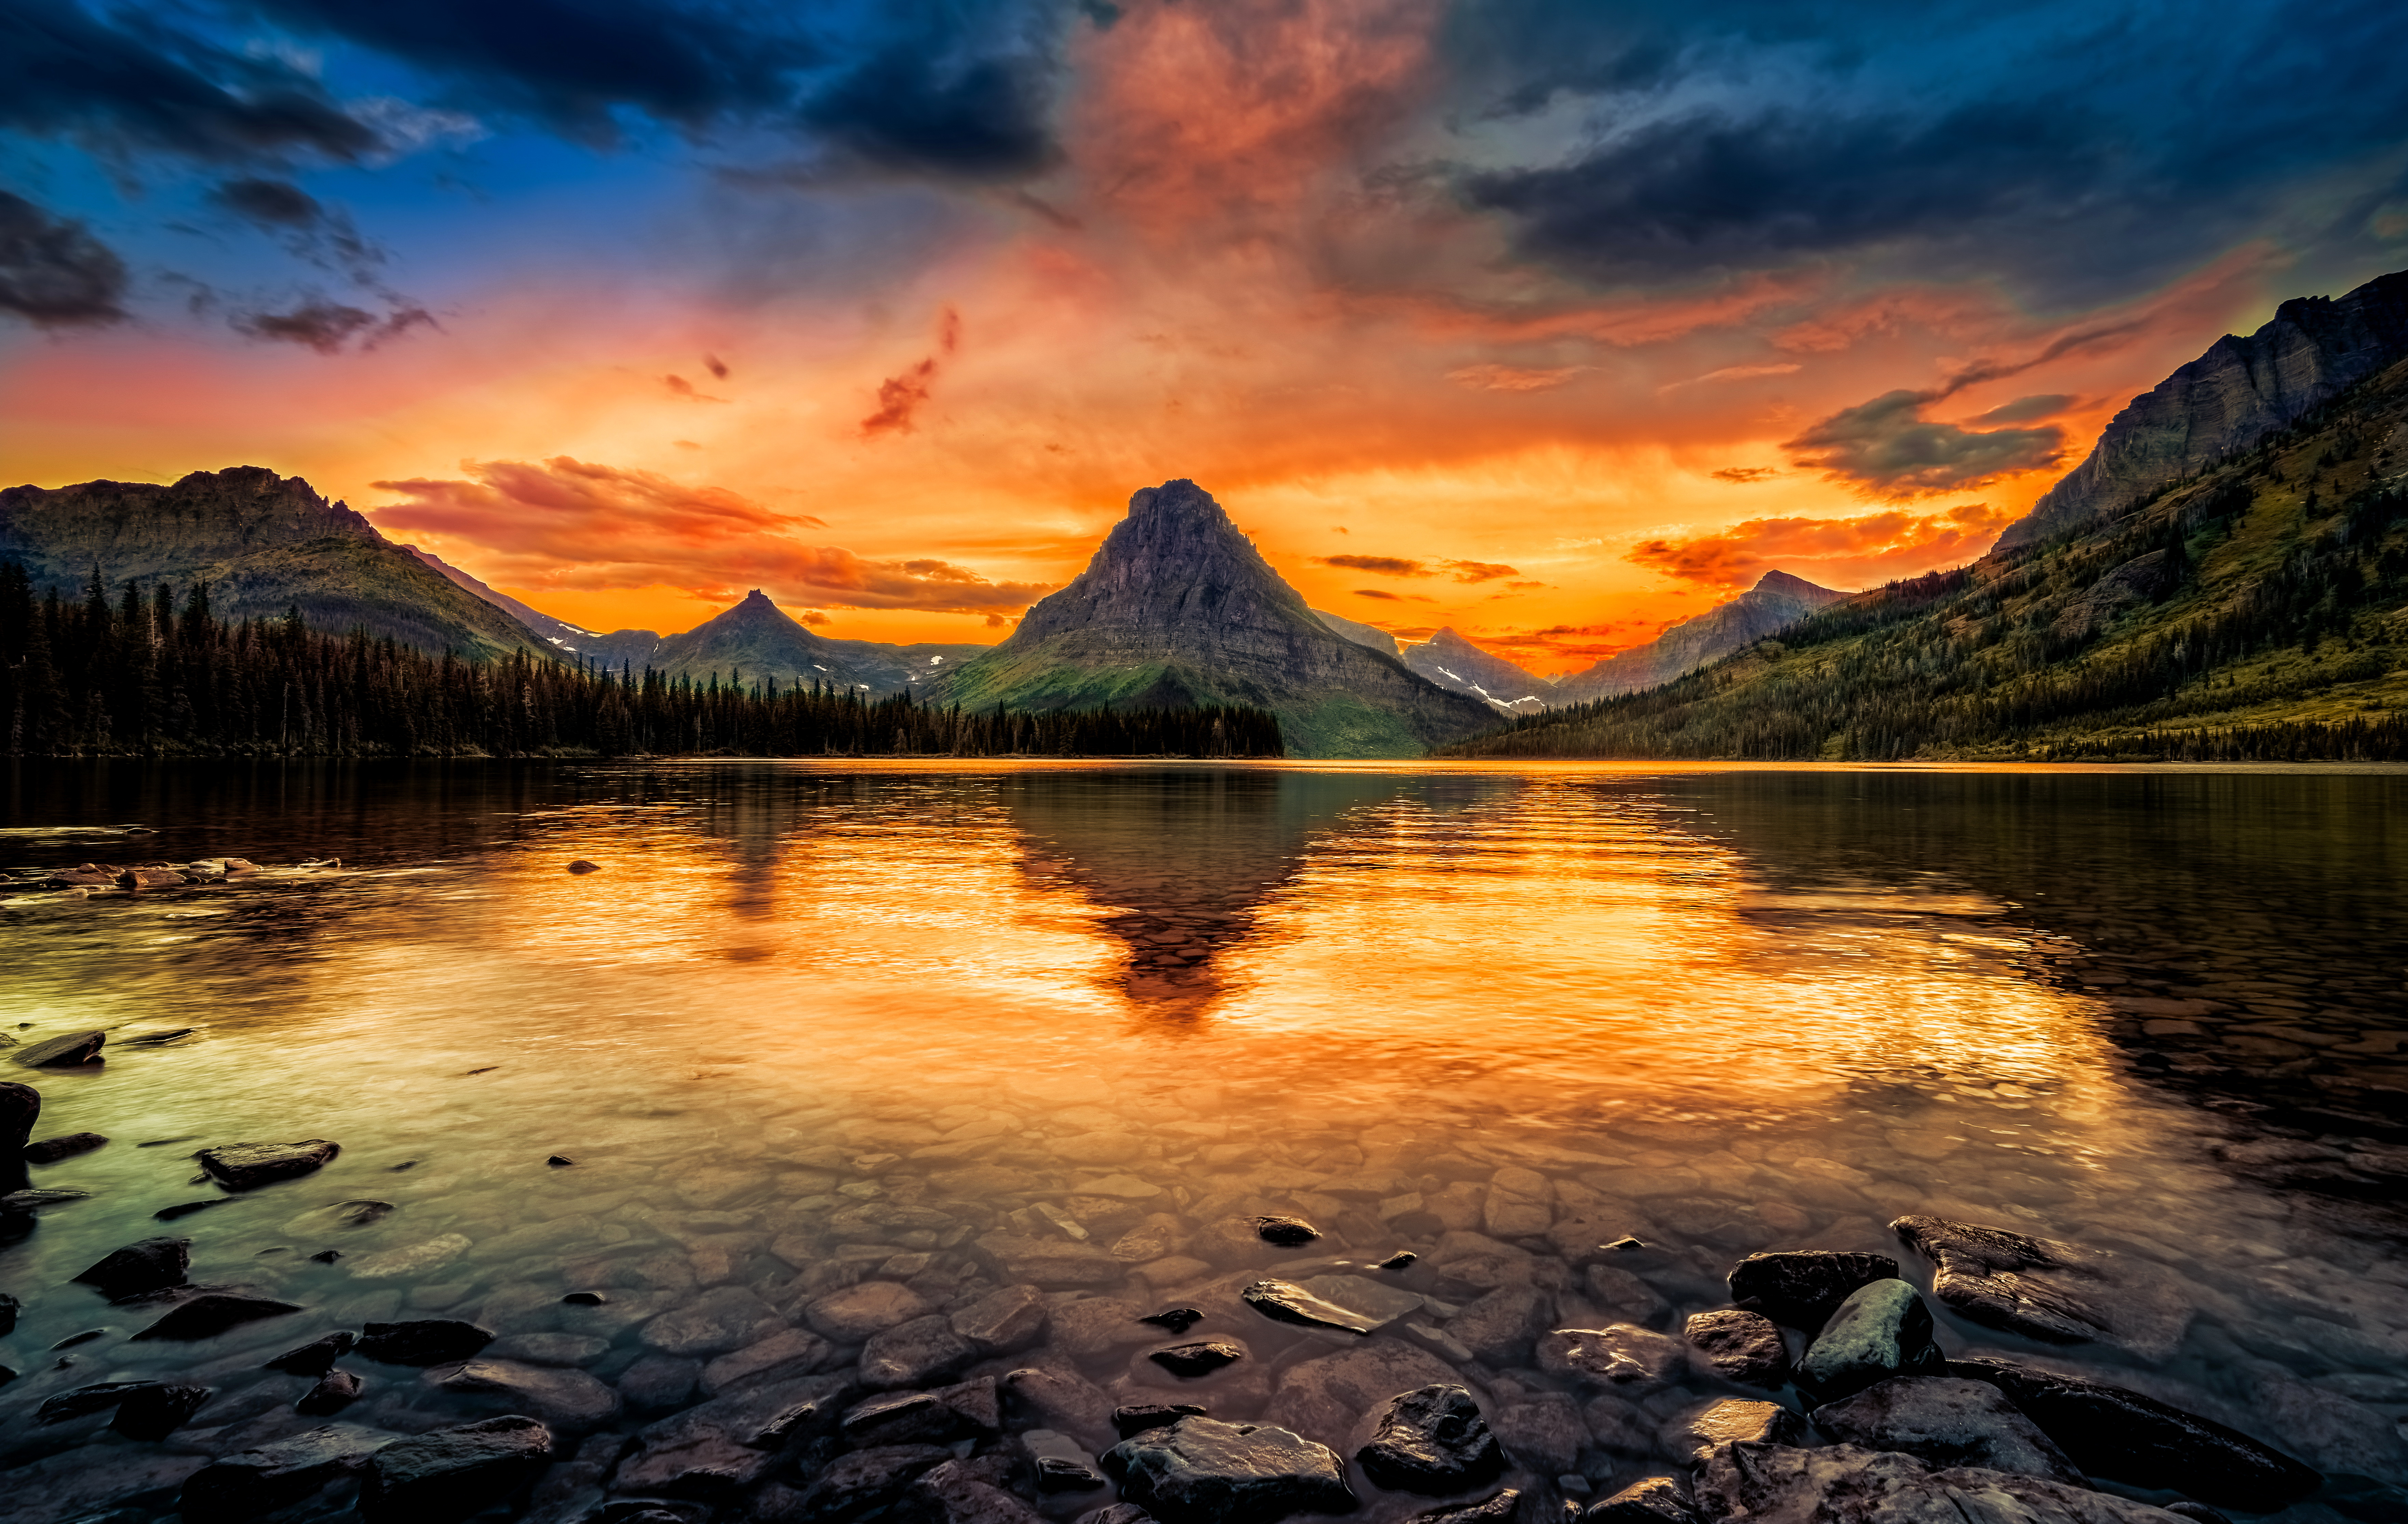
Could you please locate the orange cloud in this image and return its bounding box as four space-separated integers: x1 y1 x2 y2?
371 456 1051 614
1628 501 2016 591
1318 553 1428 575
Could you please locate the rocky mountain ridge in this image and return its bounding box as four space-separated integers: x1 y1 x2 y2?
1999 268 2408 550
1400 628 1550 713
0 468 548 661
1554 571 1849 703
573 590 990 694
927 479 1498 757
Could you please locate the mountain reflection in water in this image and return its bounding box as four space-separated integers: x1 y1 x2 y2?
0 759 2403 1512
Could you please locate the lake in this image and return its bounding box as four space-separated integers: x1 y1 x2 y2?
1 760 2403 1522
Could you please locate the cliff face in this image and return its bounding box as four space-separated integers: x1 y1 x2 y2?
1401 628 1550 712
928 479 1498 757
1997 269 2408 550
1554 570 1846 702
0 467 546 661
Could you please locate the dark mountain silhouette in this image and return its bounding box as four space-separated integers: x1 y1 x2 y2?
564 589 989 694
1999 268 2408 550
927 479 1497 757
0 467 546 660
1552 570 1847 702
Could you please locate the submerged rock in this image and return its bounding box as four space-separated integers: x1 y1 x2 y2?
1684 1309 1789 1387
1893 1215 2191 1360
424 1357 622 1430
614 1374 845 1501
1795 1280 1944 1403
861 1313 978 1389
1539 1324 1688 1392
1149 1340 1247 1378
358 1414 553 1523
1141 1306 1207 1334
1814 1376 2086 1483
112 1382 212 1439
297 1368 364 1415
1949 1357 2321 1510
952 1283 1050 1355
265 1330 356 1375
72 1235 191 1300
24 1131 108 1163
1726 1251 1899 1331
976 1231 1126 1288
1252 1215 1322 1248
1696 1442 2191 1524
1117 1402 1209 1438
1242 1279 1376 1336
356 1318 495 1365
132 1292 302 1341
39 1379 167 1423
179 1423 394 1524
13 1030 107 1067
197 1139 340 1190
806 1279 935 1341
1357 1384 1506 1495
796 1444 956 1519
1103 1416 1357 1524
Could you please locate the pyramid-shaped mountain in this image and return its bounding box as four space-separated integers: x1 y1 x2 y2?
1401 628 1550 712
602 589 987 694
1553 569 1846 702
926 479 1498 757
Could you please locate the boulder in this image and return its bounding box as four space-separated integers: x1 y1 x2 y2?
1269 1341 1464 1439
24 1131 108 1163
1685 1310 1789 1387
1585 1476 1695 1524
1103 1416 1358 1524
1892 1216 2191 1360
13 1030 106 1067
0 1081 37 1151
1253 1215 1322 1247
951 1283 1049 1355
1949 1357 2320 1510
179 1423 394 1524
112 1382 212 1439
1243 1278 1376 1336
843 1389 984 1446
1663 1399 1806 1463
1795 1280 1943 1403
1357 1384 1506 1494
1150 1340 1247 1377
265 1330 356 1375
358 1414 553 1522
1539 1324 1689 1393
1695 1442 2193 1524
1727 1251 1899 1331
907 1457 1051 1523
424 1358 622 1430
795 1444 955 1520
197 1139 340 1190
73 1236 191 1300
132 1292 302 1341
357 1319 496 1365
806 1280 937 1340
39 1380 168 1423
298 1369 364 1415
1815 1377 2085 1483
860 1313 979 1389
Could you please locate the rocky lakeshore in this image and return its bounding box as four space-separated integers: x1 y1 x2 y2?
2 1047 2404 1524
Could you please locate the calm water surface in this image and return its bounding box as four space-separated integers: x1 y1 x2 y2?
0 761 2403 1520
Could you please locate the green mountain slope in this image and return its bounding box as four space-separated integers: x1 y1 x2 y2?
1448 360 2408 761
0 467 548 662
927 479 1497 758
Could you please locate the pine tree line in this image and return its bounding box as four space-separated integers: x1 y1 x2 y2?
0 563 1285 759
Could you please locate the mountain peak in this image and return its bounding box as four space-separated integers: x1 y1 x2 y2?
1751 569 1829 599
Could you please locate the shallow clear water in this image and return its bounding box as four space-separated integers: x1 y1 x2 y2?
0 760 2403 1521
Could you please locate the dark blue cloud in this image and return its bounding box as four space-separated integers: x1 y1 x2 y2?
800 40 1059 181
0 189 129 326
1444 0 2408 306
0 0 384 163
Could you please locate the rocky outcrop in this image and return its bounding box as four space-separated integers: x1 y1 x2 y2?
1998 269 2408 549
1694 1441 2193 1524
929 480 1499 757
1101 1415 1357 1524
1892 1215 2191 1360
1554 571 1846 701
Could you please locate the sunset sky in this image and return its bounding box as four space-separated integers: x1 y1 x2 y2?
5 0 2406 671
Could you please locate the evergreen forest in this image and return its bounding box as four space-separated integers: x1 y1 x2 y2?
0 566 1284 760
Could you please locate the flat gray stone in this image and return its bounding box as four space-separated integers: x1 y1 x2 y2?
951 1283 1048 1355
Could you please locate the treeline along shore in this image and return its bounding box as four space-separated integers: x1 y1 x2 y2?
0 564 1285 760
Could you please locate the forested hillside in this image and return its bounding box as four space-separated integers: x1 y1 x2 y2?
1447 362 2408 761
0 567 1282 759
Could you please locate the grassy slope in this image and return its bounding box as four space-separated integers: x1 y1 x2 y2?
934 643 1428 758
1447 363 2408 761
203 537 547 663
